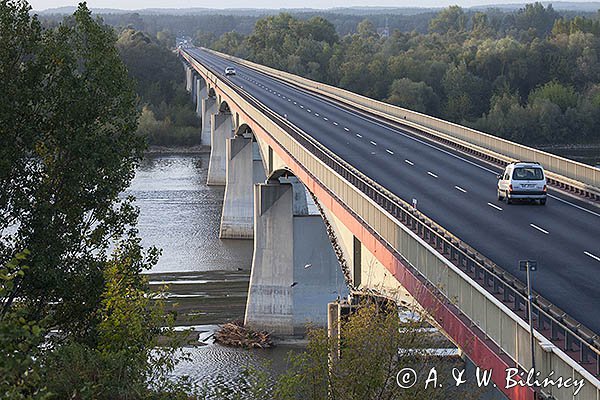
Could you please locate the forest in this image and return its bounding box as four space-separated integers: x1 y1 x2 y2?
39 4 600 149
201 4 600 147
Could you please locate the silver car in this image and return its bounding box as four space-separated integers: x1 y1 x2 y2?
224 67 236 76
497 162 547 205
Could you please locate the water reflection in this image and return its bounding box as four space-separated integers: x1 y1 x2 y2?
128 154 254 274
128 153 294 392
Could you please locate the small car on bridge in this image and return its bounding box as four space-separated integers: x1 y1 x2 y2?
497 161 547 205
225 67 236 76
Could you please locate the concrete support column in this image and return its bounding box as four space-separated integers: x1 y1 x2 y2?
195 79 206 116
220 139 266 239
206 112 233 185
184 65 192 92
201 96 217 146
191 74 197 103
244 181 345 336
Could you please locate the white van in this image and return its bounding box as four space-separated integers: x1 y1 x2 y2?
497 162 547 205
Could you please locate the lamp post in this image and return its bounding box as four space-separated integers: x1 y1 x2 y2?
519 259 538 373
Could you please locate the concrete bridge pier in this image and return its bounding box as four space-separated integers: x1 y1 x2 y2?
200 96 217 146
244 178 346 336
195 78 206 116
206 112 233 185
191 74 198 104
220 138 266 239
184 65 192 93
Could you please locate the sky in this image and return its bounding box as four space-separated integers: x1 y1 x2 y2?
30 0 600 12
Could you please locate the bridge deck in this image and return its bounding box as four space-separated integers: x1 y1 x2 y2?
188 47 600 336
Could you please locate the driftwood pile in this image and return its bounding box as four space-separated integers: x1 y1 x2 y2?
214 320 273 348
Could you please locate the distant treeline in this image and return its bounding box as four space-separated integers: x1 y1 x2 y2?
38 5 600 38
39 4 600 147
203 3 600 146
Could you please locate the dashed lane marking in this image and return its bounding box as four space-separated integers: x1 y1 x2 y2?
584 251 600 262
487 202 503 211
530 224 549 234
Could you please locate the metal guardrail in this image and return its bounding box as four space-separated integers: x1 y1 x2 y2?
204 48 600 201
181 52 600 392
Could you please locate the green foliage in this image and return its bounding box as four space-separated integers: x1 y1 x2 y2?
116 28 200 147
386 78 440 114
243 13 338 82
1 2 192 398
1 0 144 341
41 239 193 399
514 2 559 37
529 80 578 111
429 5 467 34
0 252 49 400
207 302 483 400
210 5 600 146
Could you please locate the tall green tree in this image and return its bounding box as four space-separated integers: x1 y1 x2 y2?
1 1 191 397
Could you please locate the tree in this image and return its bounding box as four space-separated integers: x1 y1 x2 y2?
387 78 440 114
528 81 578 112
442 62 490 121
273 302 483 400
514 2 558 37
1 2 191 397
429 6 467 35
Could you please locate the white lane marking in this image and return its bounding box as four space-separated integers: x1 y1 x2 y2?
282 95 286 99
315 113 319 117
487 202 503 211
288 99 291 102
277 93 281 97
323 117 328 121
584 251 600 262
370 141 377 146
386 149 394 155
404 159 414 166
211 56 600 220
427 171 438 178
530 224 549 234
547 194 600 218
344 127 350 132
293 101 297 105
333 122 338 126
356 134 362 138
300 105 304 109
307 109 311 113
455 186 467 193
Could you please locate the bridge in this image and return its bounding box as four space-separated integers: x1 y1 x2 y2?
179 46 600 400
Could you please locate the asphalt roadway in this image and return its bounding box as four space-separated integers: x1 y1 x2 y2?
186 48 600 334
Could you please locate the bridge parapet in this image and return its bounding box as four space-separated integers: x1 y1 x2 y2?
181 50 600 400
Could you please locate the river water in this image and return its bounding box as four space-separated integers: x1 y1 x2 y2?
127 152 300 395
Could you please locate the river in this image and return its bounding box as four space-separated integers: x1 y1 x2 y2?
127 152 301 395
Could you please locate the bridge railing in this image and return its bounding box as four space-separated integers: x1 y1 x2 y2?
181 52 600 399
204 48 600 200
